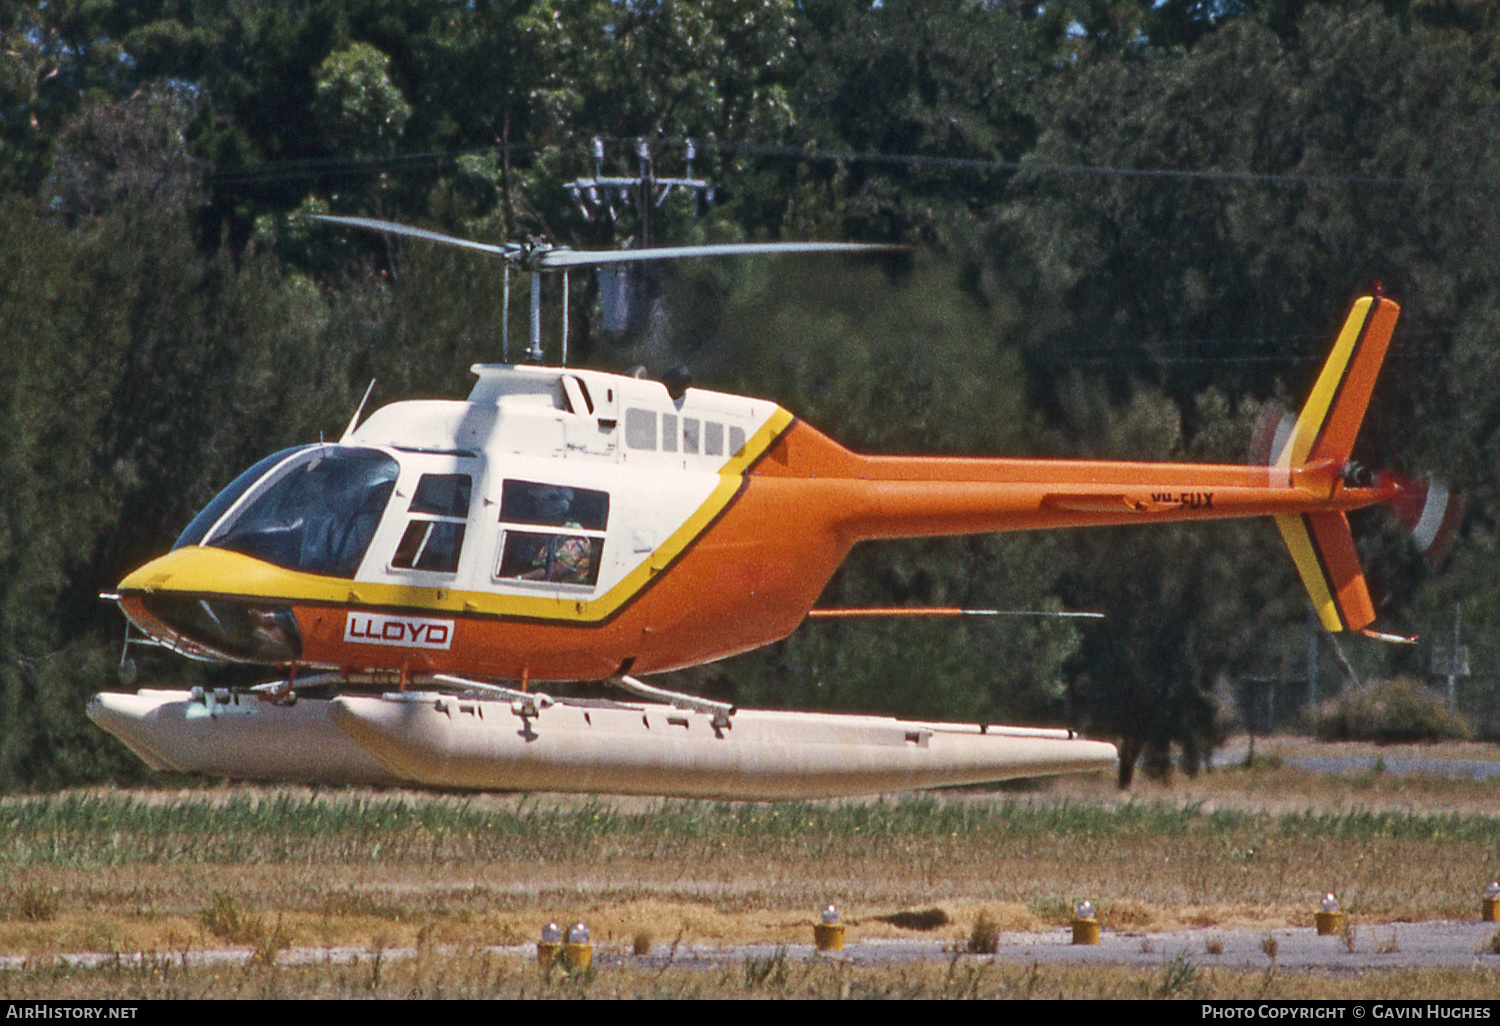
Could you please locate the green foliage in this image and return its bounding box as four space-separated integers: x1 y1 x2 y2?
311 41 411 158
199 890 292 960
5 790 1500 872
1157 951 1202 998
743 945 789 991
998 5 1500 436
1308 677 1475 743
12 885 60 922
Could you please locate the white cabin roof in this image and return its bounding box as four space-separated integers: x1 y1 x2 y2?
346 364 782 468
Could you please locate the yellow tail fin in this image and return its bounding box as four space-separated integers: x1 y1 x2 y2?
1274 296 1401 636
1276 296 1400 470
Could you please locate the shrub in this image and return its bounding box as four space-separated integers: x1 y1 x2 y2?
967 912 999 954
15 886 59 922
1307 678 1473 744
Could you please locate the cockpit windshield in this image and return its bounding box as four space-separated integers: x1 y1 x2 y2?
195 447 400 578
174 447 311 551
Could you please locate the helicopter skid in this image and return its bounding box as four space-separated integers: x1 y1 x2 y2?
88 688 1116 799
328 693 1118 800
87 689 400 785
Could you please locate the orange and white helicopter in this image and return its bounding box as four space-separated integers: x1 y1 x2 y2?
88 219 1458 799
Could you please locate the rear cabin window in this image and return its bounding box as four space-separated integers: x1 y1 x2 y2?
625 408 656 450
495 481 609 587
391 473 471 573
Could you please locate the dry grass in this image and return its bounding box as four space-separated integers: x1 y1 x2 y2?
2 947 1499 1000
0 742 1498 998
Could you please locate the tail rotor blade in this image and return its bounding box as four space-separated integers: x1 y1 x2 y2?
1248 402 1295 467
1384 472 1466 567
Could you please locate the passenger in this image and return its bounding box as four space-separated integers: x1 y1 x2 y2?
519 487 591 583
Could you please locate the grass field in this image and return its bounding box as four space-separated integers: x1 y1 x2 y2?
2 736 1499 998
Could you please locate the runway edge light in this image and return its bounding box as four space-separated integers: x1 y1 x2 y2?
814 904 844 952
1315 893 1344 936
1071 900 1099 945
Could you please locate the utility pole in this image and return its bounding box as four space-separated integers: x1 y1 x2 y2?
563 137 716 337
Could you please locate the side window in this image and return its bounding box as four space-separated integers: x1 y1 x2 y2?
661 413 678 453
625 408 656 450
391 473 471 573
704 421 724 456
496 481 610 587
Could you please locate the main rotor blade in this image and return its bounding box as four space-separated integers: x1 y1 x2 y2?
537 240 905 269
308 215 520 259
309 215 903 271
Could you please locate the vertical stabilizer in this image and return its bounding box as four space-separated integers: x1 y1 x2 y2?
1276 296 1400 470
1273 296 1400 636
1275 511 1377 631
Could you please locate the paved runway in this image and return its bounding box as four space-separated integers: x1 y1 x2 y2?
690 919 1500 972
7 920 1497 975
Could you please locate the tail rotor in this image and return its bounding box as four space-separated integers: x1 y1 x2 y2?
1382 471 1466 569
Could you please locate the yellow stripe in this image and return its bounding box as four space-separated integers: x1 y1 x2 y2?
1277 297 1372 470
1274 514 1343 631
121 407 797 623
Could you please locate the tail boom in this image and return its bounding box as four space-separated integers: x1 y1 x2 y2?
748 296 1413 636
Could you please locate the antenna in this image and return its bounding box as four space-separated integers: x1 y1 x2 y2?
340 378 377 442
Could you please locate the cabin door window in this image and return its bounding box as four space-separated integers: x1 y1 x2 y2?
494 480 609 587
390 473 472 573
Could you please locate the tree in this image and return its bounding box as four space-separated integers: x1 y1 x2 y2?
996 5 1500 434
0 88 345 788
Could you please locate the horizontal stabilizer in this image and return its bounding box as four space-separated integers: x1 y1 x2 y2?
1274 511 1376 633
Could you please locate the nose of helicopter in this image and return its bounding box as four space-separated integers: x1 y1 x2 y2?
118 545 281 594
114 548 304 662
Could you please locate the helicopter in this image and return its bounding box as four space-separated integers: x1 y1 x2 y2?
87 217 1458 799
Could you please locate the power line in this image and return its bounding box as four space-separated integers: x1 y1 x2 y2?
203 137 1500 192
